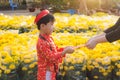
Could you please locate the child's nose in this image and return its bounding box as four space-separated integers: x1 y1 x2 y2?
52 26 54 29
52 26 55 30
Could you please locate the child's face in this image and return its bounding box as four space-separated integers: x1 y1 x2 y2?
42 21 54 35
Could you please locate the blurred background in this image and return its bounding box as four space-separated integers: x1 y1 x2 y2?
1 1 120 80
1 0 120 15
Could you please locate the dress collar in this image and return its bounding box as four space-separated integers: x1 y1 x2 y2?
40 33 50 39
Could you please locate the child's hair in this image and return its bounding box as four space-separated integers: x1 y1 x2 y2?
36 14 55 30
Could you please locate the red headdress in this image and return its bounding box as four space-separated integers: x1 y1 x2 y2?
34 9 49 24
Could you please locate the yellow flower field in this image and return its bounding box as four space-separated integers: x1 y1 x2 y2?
0 12 119 31
0 12 120 80
0 29 120 79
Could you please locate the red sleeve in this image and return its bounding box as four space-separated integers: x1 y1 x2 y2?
56 46 65 63
56 46 65 57
51 37 65 57
37 40 63 62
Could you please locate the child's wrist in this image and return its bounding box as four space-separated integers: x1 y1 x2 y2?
62 51 66 56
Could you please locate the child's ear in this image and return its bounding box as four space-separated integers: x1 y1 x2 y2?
40 24 45 29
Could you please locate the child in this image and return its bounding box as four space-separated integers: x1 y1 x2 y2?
35 10 75 80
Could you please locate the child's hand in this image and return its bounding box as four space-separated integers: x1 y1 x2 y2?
62 46 74 55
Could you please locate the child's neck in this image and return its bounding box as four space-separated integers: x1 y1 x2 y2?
40 31 49 36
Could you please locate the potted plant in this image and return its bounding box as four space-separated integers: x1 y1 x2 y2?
27 2 36 12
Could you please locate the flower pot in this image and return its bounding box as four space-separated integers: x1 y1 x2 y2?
28 8 35 12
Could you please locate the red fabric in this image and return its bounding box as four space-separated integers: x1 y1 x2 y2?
36 34 65 80
34 9 49 24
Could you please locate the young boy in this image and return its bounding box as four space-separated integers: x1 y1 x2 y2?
35 10 75 80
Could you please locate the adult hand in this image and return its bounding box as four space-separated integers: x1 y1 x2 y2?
86 37 98 49
86 33 108 49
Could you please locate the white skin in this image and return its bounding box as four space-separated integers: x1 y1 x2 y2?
86 32 108 49
40 21 75 56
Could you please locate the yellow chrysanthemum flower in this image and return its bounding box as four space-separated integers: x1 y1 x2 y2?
93 76 98 79
4 69 11 74
29 64 35 69
9 64 16 70
22 67 28 71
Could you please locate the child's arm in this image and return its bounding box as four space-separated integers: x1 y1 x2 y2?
56 46 64 54
56 45 75 56
37 41 74 62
